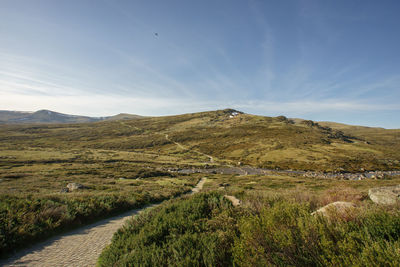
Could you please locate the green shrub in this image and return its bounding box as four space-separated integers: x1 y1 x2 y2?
0 190 181 257
98 192 237 267
233 201 400 266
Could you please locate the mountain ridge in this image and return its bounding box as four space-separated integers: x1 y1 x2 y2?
1 108 396 130
0 110 143 124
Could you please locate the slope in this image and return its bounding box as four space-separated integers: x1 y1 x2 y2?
1 109 399 172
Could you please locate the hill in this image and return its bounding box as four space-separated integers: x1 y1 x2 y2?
0 110 143 124
105 113 146 121
1 108 399 172
1 108 400 259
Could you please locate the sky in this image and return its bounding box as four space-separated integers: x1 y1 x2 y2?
0 0 399 128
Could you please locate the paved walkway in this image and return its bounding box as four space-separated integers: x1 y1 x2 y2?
1 178 207 267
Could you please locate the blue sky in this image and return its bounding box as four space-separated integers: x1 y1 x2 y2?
0 0 399 128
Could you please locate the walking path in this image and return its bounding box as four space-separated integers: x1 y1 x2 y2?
1 178 207 267
165 134 214 163
190 177 207 194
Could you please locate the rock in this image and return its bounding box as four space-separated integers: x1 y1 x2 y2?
224 195 241 206
312 201 356 217
60 187 69 193
66 183 86 192
369 185 400 205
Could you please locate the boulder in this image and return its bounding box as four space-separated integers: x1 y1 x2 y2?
224 195 241 206
368 185 400 205
66 183 86 192
312 201 356 217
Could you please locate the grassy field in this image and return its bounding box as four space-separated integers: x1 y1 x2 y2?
1 109 399 261
1 109 399 172
0 145 202 256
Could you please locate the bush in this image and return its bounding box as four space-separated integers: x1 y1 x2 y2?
98 192 237 266
233 201 400 266
98 192 400 266
0 191 178 257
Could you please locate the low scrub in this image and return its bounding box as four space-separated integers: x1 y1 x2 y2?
98 192 237 266
233 201 400 266
99 192 400 266
0 187 188 257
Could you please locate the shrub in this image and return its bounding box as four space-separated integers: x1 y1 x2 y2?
233 201 400 266
98 192 237 266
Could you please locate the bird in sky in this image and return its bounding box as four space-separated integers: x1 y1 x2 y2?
154 33 158 37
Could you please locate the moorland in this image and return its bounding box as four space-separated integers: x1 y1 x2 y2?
1 109 400 265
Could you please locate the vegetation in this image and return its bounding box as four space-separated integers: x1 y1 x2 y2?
233 197 400 266
98 192 236 266
99 190 400 266
1 109 399 262
1 109 399 172
0 146 200 256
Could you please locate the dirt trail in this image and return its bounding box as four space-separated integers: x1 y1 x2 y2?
190 177 207 194
165 134 214 163
1 178 207 267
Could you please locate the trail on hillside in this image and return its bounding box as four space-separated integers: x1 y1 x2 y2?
165 134 214 163
1 178 207 267
190 177 207 194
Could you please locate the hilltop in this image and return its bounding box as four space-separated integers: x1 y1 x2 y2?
1 108 399 172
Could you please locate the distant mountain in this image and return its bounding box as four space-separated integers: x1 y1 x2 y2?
0 110 143 124
105 113 145 121
0 111 33 121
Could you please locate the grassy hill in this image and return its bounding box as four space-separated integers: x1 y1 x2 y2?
1 108 400 259
1 109 399 172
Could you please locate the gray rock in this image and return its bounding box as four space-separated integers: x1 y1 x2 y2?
312 201 356 217
369 185 400 205
66 183 86 192
60 187 69 193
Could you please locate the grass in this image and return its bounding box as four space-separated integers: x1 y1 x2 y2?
0 146 202 257
202 173 400 201
1 109 399 262
1 109 399 172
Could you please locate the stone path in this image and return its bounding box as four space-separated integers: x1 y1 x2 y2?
1 178 207 267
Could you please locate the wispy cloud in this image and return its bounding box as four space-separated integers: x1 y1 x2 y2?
0 1 399 127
